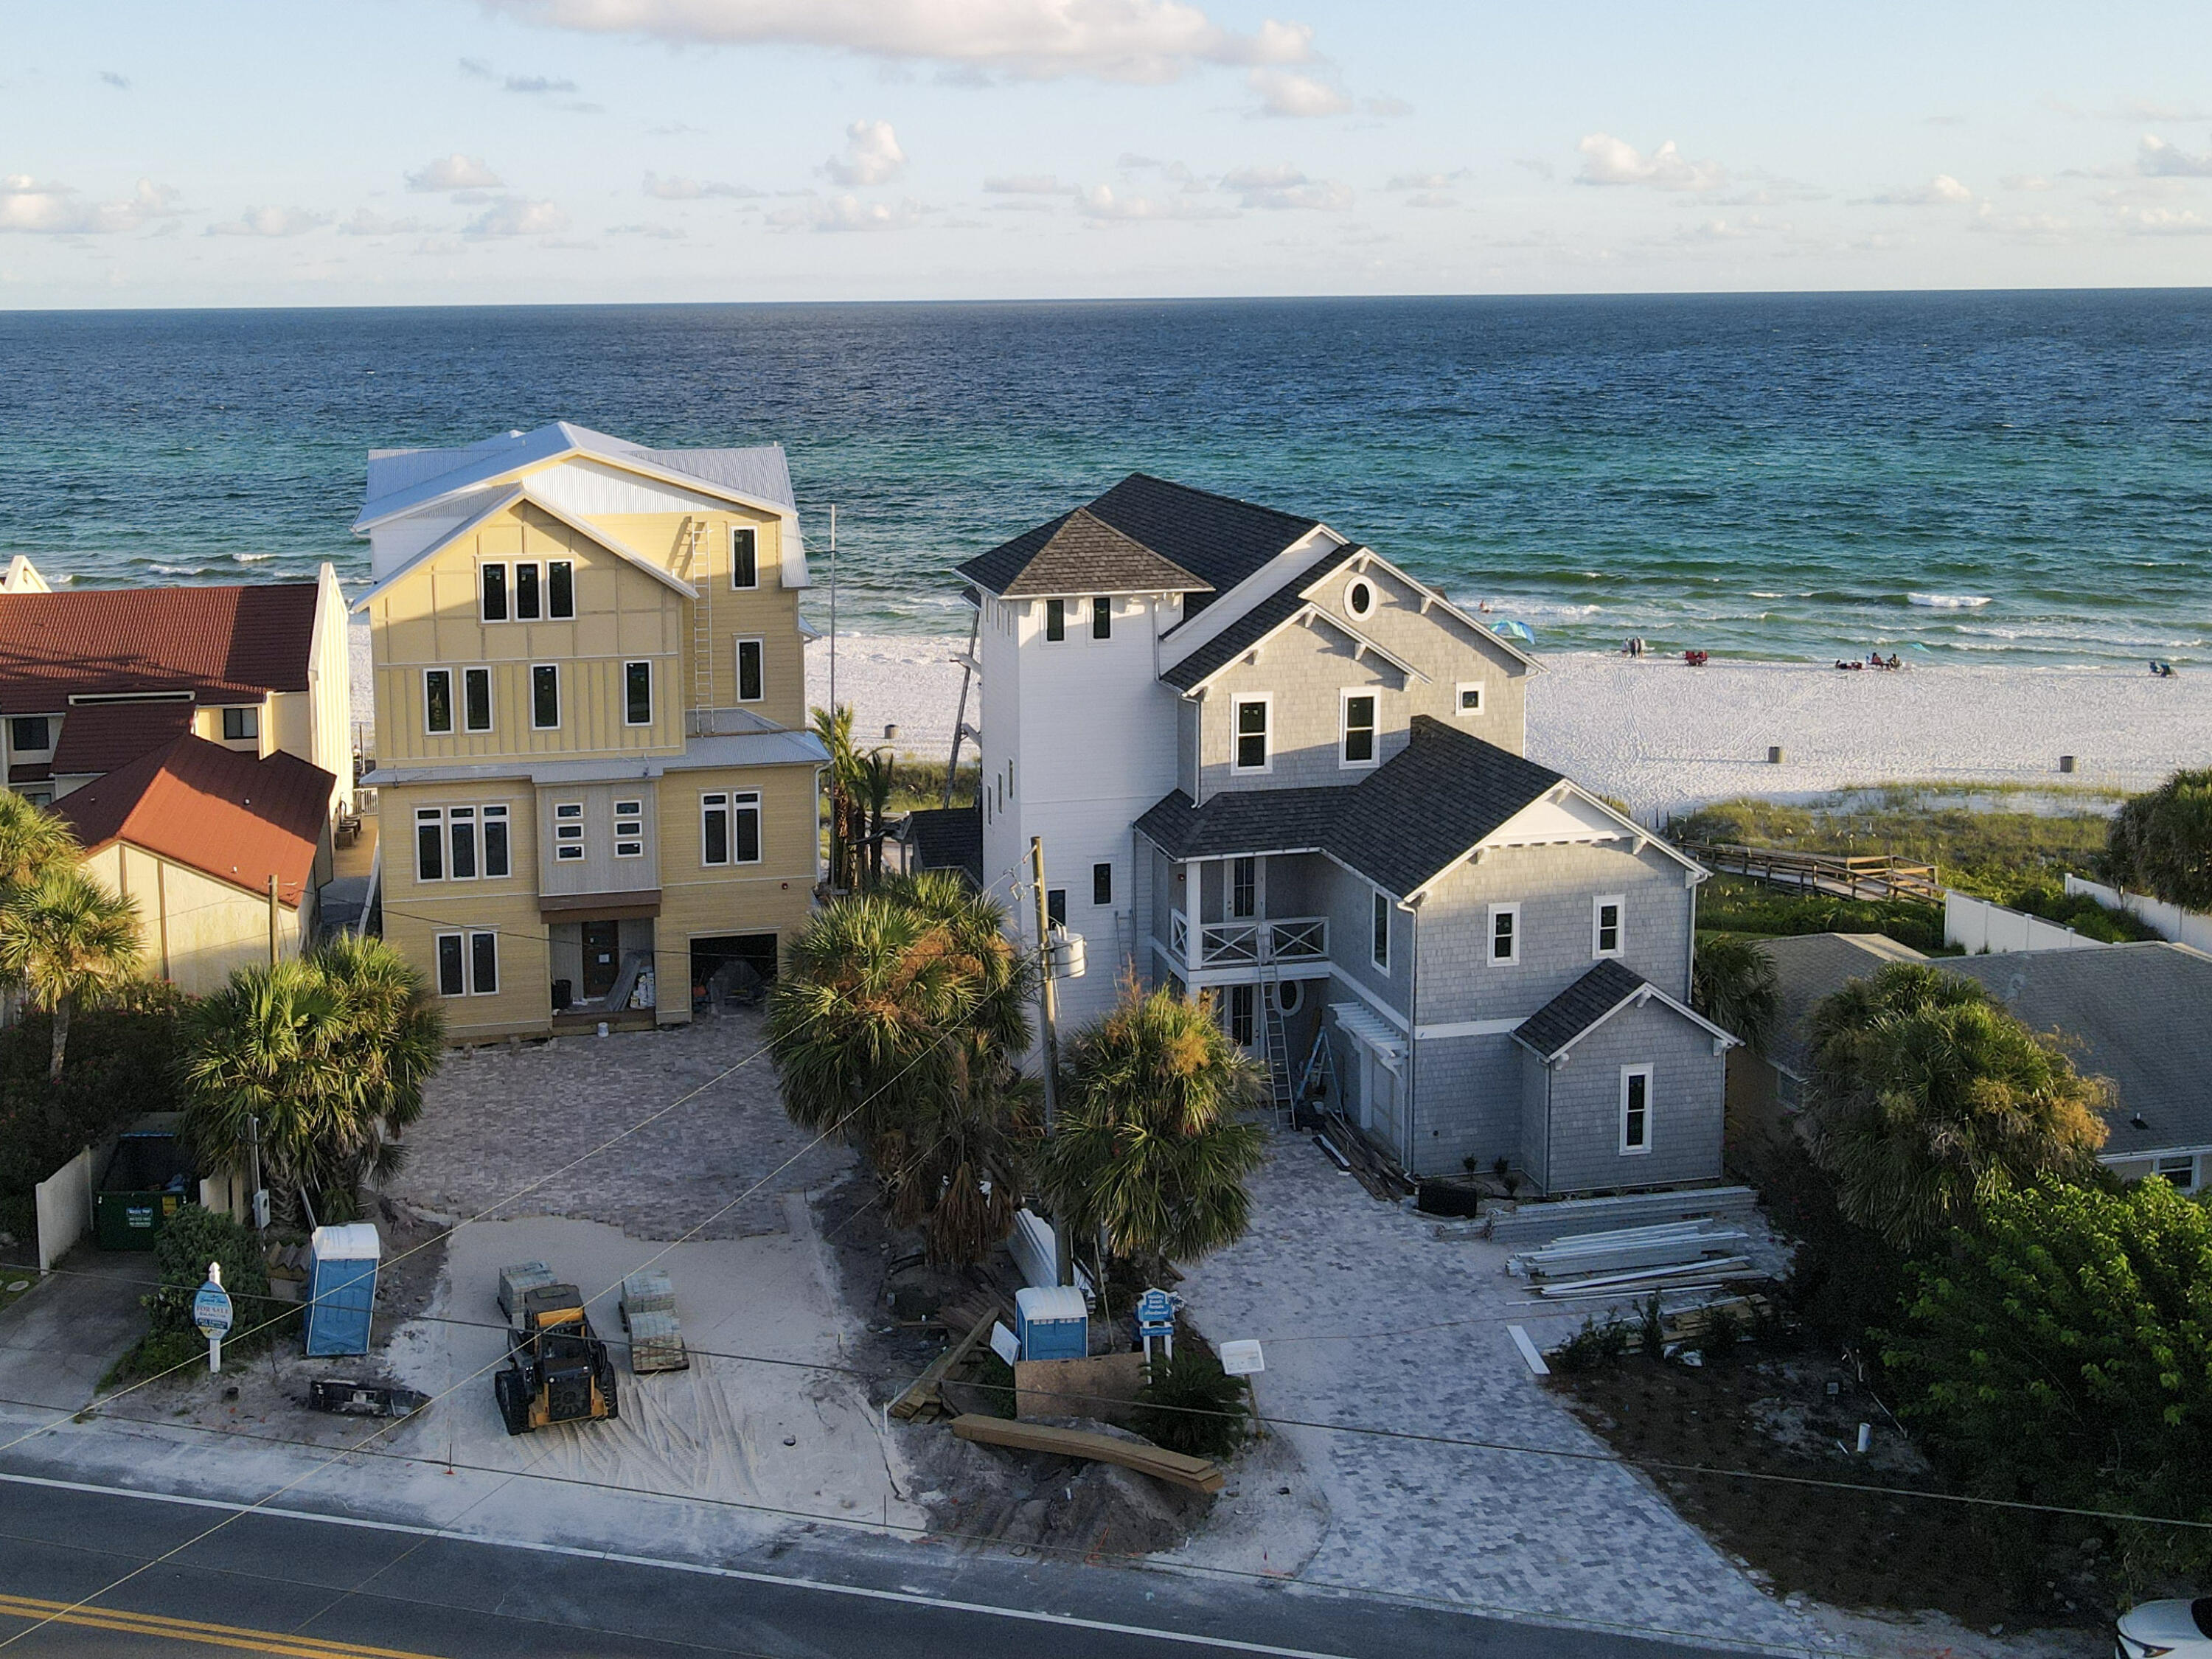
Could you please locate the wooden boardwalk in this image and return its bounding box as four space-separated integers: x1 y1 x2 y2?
1672 838 1943 903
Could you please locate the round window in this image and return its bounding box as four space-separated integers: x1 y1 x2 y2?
1276 979 1302 1014
1346 580 1374 616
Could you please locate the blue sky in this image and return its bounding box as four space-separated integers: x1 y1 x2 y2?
6 0 2212 305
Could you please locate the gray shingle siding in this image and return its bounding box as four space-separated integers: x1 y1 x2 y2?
1532 1000 1725 1194
1195 626 1407 798
1407 1032 1524 1174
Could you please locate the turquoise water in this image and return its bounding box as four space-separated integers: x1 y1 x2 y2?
2 292 2208 665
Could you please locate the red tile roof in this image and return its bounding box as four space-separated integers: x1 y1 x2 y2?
59 735 334 907
0 584 319 712
50 700 196 776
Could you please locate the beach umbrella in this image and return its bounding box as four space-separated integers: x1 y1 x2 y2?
1491 619 1536 645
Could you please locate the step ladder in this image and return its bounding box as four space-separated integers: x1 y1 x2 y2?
1294 1023 1340 1119
1259 950 1295 1124
682 518 712 719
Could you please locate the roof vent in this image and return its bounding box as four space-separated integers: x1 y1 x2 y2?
2130 1113 2151 1130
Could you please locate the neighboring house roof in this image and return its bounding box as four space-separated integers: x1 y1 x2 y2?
360 727 829 789
58 734 334 906
0 584 319 712
968 507 1210 600
1514 959 1736 1062
49 700 196 776
1159 548 1363 692
957 473 1319 608
1134 786 1346 863
1938 943 2212 1161
902 804 985 888
1756 932 1931 1079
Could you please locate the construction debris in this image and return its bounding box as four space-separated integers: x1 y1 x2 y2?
949 1413 1225 1495
891 1300 1006 1422
1509 1220 1749 1280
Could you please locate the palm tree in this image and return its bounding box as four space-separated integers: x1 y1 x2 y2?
811 703 869 891
877 1043 1040 1265
874 870 1034 1057
1037 981 1268 1273
0 867 145 1079
1804 961 2110 1250
0 791 78 891
1692 935 1780 1055
309 933 445 1162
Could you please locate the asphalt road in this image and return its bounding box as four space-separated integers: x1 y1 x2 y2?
0 1472 1745 1659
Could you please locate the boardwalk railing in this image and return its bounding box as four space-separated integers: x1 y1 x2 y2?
1671 839 1943 904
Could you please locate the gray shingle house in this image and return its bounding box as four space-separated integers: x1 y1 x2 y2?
911 475 1734 1195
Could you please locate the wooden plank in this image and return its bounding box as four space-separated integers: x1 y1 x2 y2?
891 1302 1004 1422
949 1413 1225 1493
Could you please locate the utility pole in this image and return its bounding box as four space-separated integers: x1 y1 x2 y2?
827 503 838 719
1029 835 1074 1289
267 874 279 964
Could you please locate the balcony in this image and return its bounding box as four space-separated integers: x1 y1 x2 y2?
1171 911 1328 970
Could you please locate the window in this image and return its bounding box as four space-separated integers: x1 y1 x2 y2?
1045 599 1066 642
1341 691 1377 767
479 564 508 623
625 661 653 726
424 669 454 736
1093 862 1113 907
515 561 541 622
1456 682 1485 717
481 560 571 621
1489 902 1521 966
554 800 584 863
462 667 492 734
1226 983 1255 1048
1621 1066 1653 1155
548 560 574 619
436 933 465 997
736 639 764 703
2155 1154 2197 1188
1346 578 1374 616
449 807 478 880
8 717 49 753
1232 695 1270 772
1593 895 1624 959
222 706 259 742
532 664 560 730
470 931 499 995
701 790 761 866
615 799 644 859
731 527 758 589
482 805 509 877
1091 597 1112 640
1231 856 1256 919
1371 889 1391 971
1276 978 1303 1015
415 807 444 882
1046 888 1068 928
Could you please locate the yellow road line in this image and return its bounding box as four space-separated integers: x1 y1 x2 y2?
0 1593 447 1659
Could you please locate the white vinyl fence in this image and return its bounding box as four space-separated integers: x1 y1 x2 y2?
1944 891 2107 956
2065 874 2212 954
33 1144 100 1273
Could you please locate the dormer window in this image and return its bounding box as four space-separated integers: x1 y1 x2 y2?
1346 578 1374 617
222 706 259 742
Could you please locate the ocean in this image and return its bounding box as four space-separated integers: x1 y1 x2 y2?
3 291 2208 667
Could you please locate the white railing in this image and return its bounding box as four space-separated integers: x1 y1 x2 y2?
1195 915 1328 968
1170 910 1190 963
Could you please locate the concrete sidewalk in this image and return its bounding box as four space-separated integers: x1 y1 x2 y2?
0 1248 147 1413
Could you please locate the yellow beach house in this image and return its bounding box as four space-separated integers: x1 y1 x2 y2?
351 422 827 1041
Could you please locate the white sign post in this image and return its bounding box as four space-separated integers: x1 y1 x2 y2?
192 1262 234 1374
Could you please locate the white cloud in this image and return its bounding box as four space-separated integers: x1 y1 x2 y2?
407 154 505 192
1403 192 1457 210
2113 204 2212 234
1076 183 1228 222
339 208 430 236
1248 67 1348 118
482 0 1313 83
2138 133 2212 178
825 119 906 186
2114 99 2212 123
1968 204 2073 242
1363 94 1411 118
768 193 927 232
462 196 571 236
642 171 758 198
100 70 131 91
2000 173 2055 192
0 174 178 234
984 174 1067 194
1856 174 1974 206
1575 133 1725 192
205 206 329 237
608 221 689 238
1385 170 1461 191
1220 163 1350 210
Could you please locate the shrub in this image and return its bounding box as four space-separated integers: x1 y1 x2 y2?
1636 1293 1666 1358
1549 1317 1632 1373
1133 1344 1248 1461
0 1001 184 1218
2106 768 2212 910
144 1205 286 1352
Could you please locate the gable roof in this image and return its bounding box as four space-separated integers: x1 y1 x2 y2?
901 804 985 888
50 700 196 776
957 473 1321 608
1159 548 1362 691
354 420 797 531
1514 959 1735 1061
0 584 319 713
1757 932 1930 1079
58 734 334 906
1133 786 1347 863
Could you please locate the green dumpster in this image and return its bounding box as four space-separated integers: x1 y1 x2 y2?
94 1116 196 1251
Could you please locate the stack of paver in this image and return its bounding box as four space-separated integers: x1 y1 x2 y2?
619 1268 688 1373
497 1261 558 1326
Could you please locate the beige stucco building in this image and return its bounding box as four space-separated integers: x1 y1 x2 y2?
352 422 826 1041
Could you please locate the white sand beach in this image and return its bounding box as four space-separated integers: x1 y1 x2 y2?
801 633 2212 815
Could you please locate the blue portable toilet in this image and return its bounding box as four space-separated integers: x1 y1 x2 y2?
1014 1285 1088 1361
305 1223 381 1356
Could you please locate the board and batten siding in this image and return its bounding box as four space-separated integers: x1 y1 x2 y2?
80 842 309 997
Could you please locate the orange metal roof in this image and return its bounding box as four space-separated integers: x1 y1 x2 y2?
0 584 319 713
49 700 196 776
59 735 335 907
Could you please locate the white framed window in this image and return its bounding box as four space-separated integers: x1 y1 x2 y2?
1455 682 1484 717
10 716 52 754
479 563 508 624
614 798 644 858
448 806 479 880
480 560 574 622
415 807 445 882
514 560 543 622
417 804 511 881
1045 598 1067 642
462 666 493 734
625 661 653 726
1593 894 1624 959
436 931 499 996
1620 1065 1653 1155
1046 888 1068 928
532 664 560 729
423 669 454 736
547 559 574 619
1371 888 1391 972
1340 689 1378 768
1225 983 1256 1048
731 526 759 590
435 933 465 996
1092 862 1113 907
1231 695 1272 773
1231 855 1257 919
1091 597 1113 640
554 800 584 863
1488 902 1521 966
735 638 765 703
700 790 761 866
470 930 499 995
2154 1154 2198 1189
482 804 510 877
221 706 259 742
1346 577 1374 617
1276 978 1302 1015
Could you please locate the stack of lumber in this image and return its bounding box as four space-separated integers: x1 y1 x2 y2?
619 1268 688 1373
1511 1220 1759 1299
891 1299 1007 1423
1486 1185 1759 1248
950 1414 1225 1494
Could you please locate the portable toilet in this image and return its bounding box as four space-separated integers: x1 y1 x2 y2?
1014 1285 1088 1361
305 1224 381 1356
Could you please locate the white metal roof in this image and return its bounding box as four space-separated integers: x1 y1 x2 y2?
1015 1284 1089 1323
310 1222 381 1261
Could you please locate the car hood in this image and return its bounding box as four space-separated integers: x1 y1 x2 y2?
2120 1599 2211 1647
